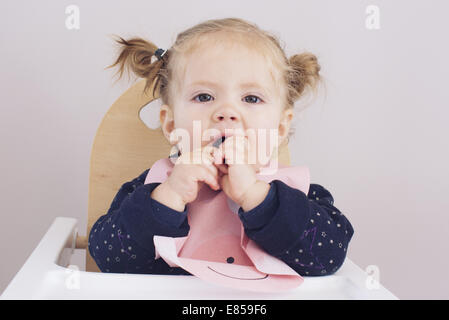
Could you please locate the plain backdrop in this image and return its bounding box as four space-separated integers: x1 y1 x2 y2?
1 0 448 299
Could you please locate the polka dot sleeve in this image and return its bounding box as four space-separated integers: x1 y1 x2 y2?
87 168 191 275
238 180 355 276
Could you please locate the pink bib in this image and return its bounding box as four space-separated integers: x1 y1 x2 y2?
145 158 310 292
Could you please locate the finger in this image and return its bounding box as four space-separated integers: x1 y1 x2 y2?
211 147 225 165
190 148 209 165
216 163 228 175
223 139 240 165
224 136 248 165
197 166 220 190
179 149 218 179
203 144 215 153
203 160 219 179
198 148 219 177
221 138 232 164
213 147 228 174
201 145 217 163
232 136 248 154
218 173 229 194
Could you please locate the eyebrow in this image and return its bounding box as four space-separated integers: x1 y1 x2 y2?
187 80 271 94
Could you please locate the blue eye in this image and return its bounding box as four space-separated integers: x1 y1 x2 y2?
193 93 213 103
192 93 263 104
244 95 263 104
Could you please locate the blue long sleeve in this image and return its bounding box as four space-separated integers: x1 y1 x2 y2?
88 169 192 275
89 167 354 277
238 180 354 276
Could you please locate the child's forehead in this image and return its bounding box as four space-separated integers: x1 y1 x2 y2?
180 43 280 93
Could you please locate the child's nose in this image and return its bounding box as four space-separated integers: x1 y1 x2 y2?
213 108 240 123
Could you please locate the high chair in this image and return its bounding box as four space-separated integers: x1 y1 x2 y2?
1 79 398 299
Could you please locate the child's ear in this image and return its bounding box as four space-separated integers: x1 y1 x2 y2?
159 104 176 143
278 108 294 146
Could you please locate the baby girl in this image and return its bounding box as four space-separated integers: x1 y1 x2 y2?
88 17 354 277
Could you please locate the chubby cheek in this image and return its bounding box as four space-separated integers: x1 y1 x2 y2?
246 119 280 168
246 133 276 170
173 115 211 152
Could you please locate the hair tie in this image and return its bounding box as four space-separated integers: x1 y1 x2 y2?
154 48 167 61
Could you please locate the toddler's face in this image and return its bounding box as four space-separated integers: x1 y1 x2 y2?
160 41 292 169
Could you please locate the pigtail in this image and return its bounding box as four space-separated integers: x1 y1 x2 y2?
287 52 321 103
105 35 168 96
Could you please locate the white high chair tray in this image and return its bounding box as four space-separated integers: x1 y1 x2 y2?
1 217 398 300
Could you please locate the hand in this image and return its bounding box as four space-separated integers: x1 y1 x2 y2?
214 135 260 207
151 141 221 211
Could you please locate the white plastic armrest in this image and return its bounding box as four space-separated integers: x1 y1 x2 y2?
1 217 79 299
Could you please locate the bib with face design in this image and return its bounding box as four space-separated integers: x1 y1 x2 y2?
145 157 310 292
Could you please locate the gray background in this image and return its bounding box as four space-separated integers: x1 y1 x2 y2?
1 0 448 299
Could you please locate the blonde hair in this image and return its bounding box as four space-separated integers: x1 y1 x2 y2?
106 17 322 138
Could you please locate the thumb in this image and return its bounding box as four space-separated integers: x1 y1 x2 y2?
218 174 230 194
